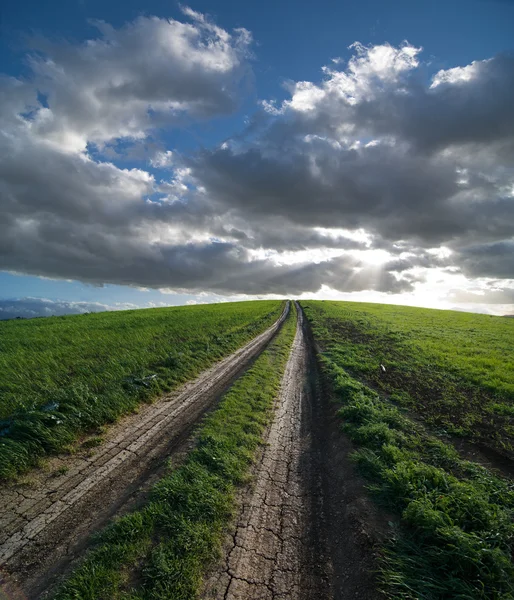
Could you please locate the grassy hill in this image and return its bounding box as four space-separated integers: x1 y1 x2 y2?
0 300 284 479
3 298 514 599
301 300 514 456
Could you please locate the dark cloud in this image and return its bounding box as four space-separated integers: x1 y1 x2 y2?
0 235 413 295
187 143 470 243
206 219 368 251
0 32 513 300
213 253 414 296
354 54 514 154
456 241 514 279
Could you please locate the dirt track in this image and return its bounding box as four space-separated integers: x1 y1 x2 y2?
203 304 382 600
204 304 328 599
0 304 289 599
0 301 384 599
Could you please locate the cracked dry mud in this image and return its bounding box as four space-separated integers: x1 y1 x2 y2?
203 305 330 600
0 305 289 599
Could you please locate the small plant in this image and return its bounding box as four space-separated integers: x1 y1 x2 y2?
81 436 104 449
53 465 69 477
17 475 39 489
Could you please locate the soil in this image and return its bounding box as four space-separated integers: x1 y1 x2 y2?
0 304 289 600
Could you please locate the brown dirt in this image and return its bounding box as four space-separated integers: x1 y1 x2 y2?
202 304 384 600
0 304 289 600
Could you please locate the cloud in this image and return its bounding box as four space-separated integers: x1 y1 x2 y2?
188 44 514 252
357 54 514 154
187 142 465 243
448 285 514 305
25 10 252 152
0 297 141 320
456 241 514 279
0 240 414 296
0 30 513 302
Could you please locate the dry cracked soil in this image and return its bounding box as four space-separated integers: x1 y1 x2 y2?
0 302 384 600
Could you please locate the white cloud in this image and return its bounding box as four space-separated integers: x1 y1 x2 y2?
0 29 513 307
25 8 252 152
431 61 483 88
150 150 174 168
0 297 143 319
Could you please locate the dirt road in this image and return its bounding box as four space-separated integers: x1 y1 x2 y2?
1 301 383 599
203 303 382 600
203 303 330 599
0 304 289 599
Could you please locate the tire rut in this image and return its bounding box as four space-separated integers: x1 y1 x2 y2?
0 304 289 599
203 303 384 600
203 303 330 600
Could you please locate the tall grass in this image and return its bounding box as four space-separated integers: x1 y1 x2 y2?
0 301 284 479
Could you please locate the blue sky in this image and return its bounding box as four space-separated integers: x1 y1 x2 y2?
1 0 513 317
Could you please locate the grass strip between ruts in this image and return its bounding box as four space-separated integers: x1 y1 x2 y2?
313 350 514 599
52 302 296 600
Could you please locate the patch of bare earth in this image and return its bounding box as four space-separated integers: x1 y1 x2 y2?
0 306 288 600
203 305 384 600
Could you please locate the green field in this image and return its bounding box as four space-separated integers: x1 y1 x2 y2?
301 300 514 599
53 304 296 600
300 300 514 456
0 300 283 479
3 299 514 598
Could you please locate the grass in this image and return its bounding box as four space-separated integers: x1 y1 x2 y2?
0 300 284 479
301 300 514 599
300 300 514 455
53 466 69 477
82 437 104 449
52 302 297 600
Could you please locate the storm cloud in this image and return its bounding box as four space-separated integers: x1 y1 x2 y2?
0 13 513 301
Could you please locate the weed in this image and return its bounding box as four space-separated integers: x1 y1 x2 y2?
53 465 69 477
81 437 104 449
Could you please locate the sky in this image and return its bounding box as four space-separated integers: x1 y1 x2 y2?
1 0 513 318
